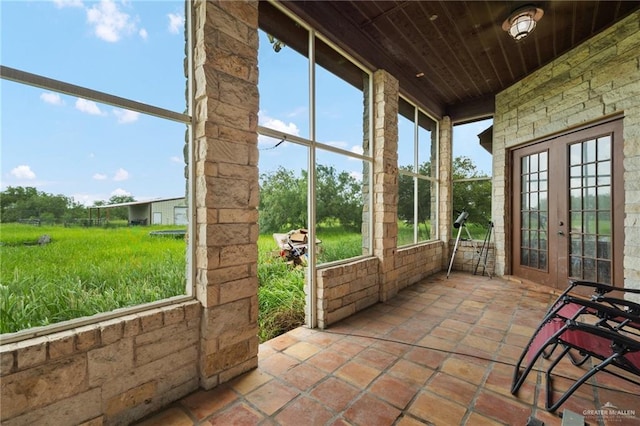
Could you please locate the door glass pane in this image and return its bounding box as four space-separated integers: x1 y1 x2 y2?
519 151 548 270
567 137 612 284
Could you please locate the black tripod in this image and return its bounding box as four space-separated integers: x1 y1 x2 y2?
474 221 494 278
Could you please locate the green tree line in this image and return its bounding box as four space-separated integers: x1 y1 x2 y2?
259 156 492 233
0 186 135 224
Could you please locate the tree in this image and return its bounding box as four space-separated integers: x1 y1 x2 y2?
452 156 492 226
105 194 135 221
259 167 307 233
258 165 364 234
0 186 86 223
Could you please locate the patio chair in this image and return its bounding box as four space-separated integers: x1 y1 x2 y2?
511 293 640 412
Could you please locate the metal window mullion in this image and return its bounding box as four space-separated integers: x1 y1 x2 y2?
307 31 317 330
186 0 196 297
413 107 419 243
0 65 191 124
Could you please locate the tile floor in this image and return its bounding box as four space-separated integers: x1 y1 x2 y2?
136 273 640 426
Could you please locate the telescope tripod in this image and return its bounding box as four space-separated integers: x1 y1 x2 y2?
446 222 477 278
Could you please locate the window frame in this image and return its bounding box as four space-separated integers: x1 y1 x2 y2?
0 2 194 344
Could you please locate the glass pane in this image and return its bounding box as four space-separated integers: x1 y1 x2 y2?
583 139 596 163
597 186 611 210
417 111 436 173
597 160 611 178
539 172 548 191
539 252 547 270
539 151 548 170
570 256 582 278
583 164 596 187
521 248 529 266
584 236 596 257
570 189 582 209
522 156 529 174
569 143 581 165
584 187 597 209
315 37 367 150
584 211 596 234
417 177 435 242
597 136 611 161
315 148 368 262
583 258 596 281
530 250 539 268
570 212 582 232
258 27 310 139
597 212 611 235
570 165 581 179
597 260 611 284
570 235 582 255
530 154 539 173
597 236 611 258
2 1 186 112
397 173 415 246
398 108 415 171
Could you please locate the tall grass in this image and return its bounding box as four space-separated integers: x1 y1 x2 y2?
0 224 186 334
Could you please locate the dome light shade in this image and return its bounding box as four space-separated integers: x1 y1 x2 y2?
502 5 544 41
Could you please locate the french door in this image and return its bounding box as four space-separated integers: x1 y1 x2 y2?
511 118 623 290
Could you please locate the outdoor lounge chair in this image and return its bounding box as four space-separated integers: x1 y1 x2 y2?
511 281 640 412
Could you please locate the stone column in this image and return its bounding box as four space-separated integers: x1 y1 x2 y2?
373 70 399 301
192 0 260 389
438 116 453 268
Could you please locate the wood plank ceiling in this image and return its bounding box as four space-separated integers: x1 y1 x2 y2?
277 1 639 123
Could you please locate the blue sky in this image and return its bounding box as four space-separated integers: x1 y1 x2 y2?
1 0 492 207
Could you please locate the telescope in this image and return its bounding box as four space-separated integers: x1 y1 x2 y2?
453 211 469 228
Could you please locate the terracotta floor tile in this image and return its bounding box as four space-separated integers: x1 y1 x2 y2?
229 369 273 395
355 347 398 370
244 380 299 416
258 352 300 376
369 374 419 409
280 362 326 391
283 341 321 361
335 360 381 388
343 393 402 426
309 377 361 412
387 359 435 386
180 386 237 420
423 372 478 407
133 273 620 425
265 333 299 352
403 347 448 370
207 403 264 426
440 356 489 386
136 407 193 426
407 391 467 425
473 390 533 425
464 412 506 426
274 395 334 426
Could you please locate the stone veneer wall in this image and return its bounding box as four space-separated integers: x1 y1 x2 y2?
0 302 201 425
492 11 640 298
396 242 444 289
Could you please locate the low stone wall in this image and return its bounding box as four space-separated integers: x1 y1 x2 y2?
448 240 495 276
0 301 201 426
316 257 379 328
396 241 444 289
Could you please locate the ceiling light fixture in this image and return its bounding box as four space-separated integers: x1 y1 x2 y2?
502 5 544 41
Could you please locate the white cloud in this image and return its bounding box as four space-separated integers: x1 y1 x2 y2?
53 0 83 8
113 168 129 181
170 156 182 163
40 92 64 106
93 173 108 180
75 98 104 115
167 13 184 34
86 0 135 42
139 28 148 40
113 108 140 124
110 188 131 197
10 165 36 180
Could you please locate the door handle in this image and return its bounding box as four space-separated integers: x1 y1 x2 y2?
558 231 565 235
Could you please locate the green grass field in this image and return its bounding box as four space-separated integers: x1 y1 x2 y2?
0 223 186 333
2 221 486 339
